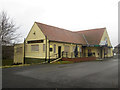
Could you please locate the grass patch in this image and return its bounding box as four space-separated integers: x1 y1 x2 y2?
2 59 13 66
52 61 73 64
25 58 46 64
2 58 48 67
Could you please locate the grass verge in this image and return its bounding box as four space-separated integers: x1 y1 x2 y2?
52 61 73 64
1 58 47 68
25 58 45 64
2 59 13 66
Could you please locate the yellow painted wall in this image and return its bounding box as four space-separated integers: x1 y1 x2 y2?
100 29 112 46
14 44 24 63
84 47 100 57
14 23 113 64
25 41 82 59
48 42 82 59
25 43 45 58
80 29 113 58
26 23 45 41
25 22 49 59
99 29 113 57
24 21 83 59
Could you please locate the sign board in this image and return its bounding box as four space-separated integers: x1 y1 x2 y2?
100 37 108 45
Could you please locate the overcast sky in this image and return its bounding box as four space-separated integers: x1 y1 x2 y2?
0 0 119 47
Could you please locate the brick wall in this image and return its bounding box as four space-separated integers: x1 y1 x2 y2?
62 57 96 62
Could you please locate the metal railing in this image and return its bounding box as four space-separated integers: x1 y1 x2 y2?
49 53 62 62
50 53 58 59
49 51 96 62
62 51 94 58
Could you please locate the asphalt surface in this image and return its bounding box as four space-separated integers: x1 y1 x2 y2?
2 57 118 88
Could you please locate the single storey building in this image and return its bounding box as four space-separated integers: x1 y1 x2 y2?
114 44 120 55
14 22 113 64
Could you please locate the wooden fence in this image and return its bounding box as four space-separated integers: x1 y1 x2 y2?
2 45 14 60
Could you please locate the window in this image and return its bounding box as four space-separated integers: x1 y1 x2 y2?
50 48 52 52
27 40 44 44
54 44 56 53
31 45 39 51
50 44 53 52
104 48 108 54
73 46 75 52
78 46 79 51
88 49 92 56
104 37 108 45
88 49 91 53
43 44 45 52
64 45 70 52
104 37 107 41
79 47 82 52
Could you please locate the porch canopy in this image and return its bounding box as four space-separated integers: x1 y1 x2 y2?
82 44 112 48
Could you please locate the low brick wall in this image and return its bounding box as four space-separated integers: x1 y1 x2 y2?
62 57 96 62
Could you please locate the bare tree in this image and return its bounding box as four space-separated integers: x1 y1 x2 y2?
0 11 20 45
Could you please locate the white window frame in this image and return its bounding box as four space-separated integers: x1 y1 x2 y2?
79 47 82 52
54 44 56 53
31 45 39 52
43 44 45 52
64 45 70 52
73 46 75 52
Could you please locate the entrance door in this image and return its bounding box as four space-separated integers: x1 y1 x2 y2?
58 46 61 58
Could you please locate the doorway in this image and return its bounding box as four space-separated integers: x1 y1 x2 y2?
88 49 92 57
58 46 61 58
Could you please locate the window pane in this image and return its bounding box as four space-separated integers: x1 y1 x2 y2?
50 48 52 52
73 46 75 52
31 45 39 51
79 47 82 52
64 45 70 52
43 44 45 52
28 40 44 44
50 44 53 52
54 44 56 53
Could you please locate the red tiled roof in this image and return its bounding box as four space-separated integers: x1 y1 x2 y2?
76 28 105 45
36 22 105 45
